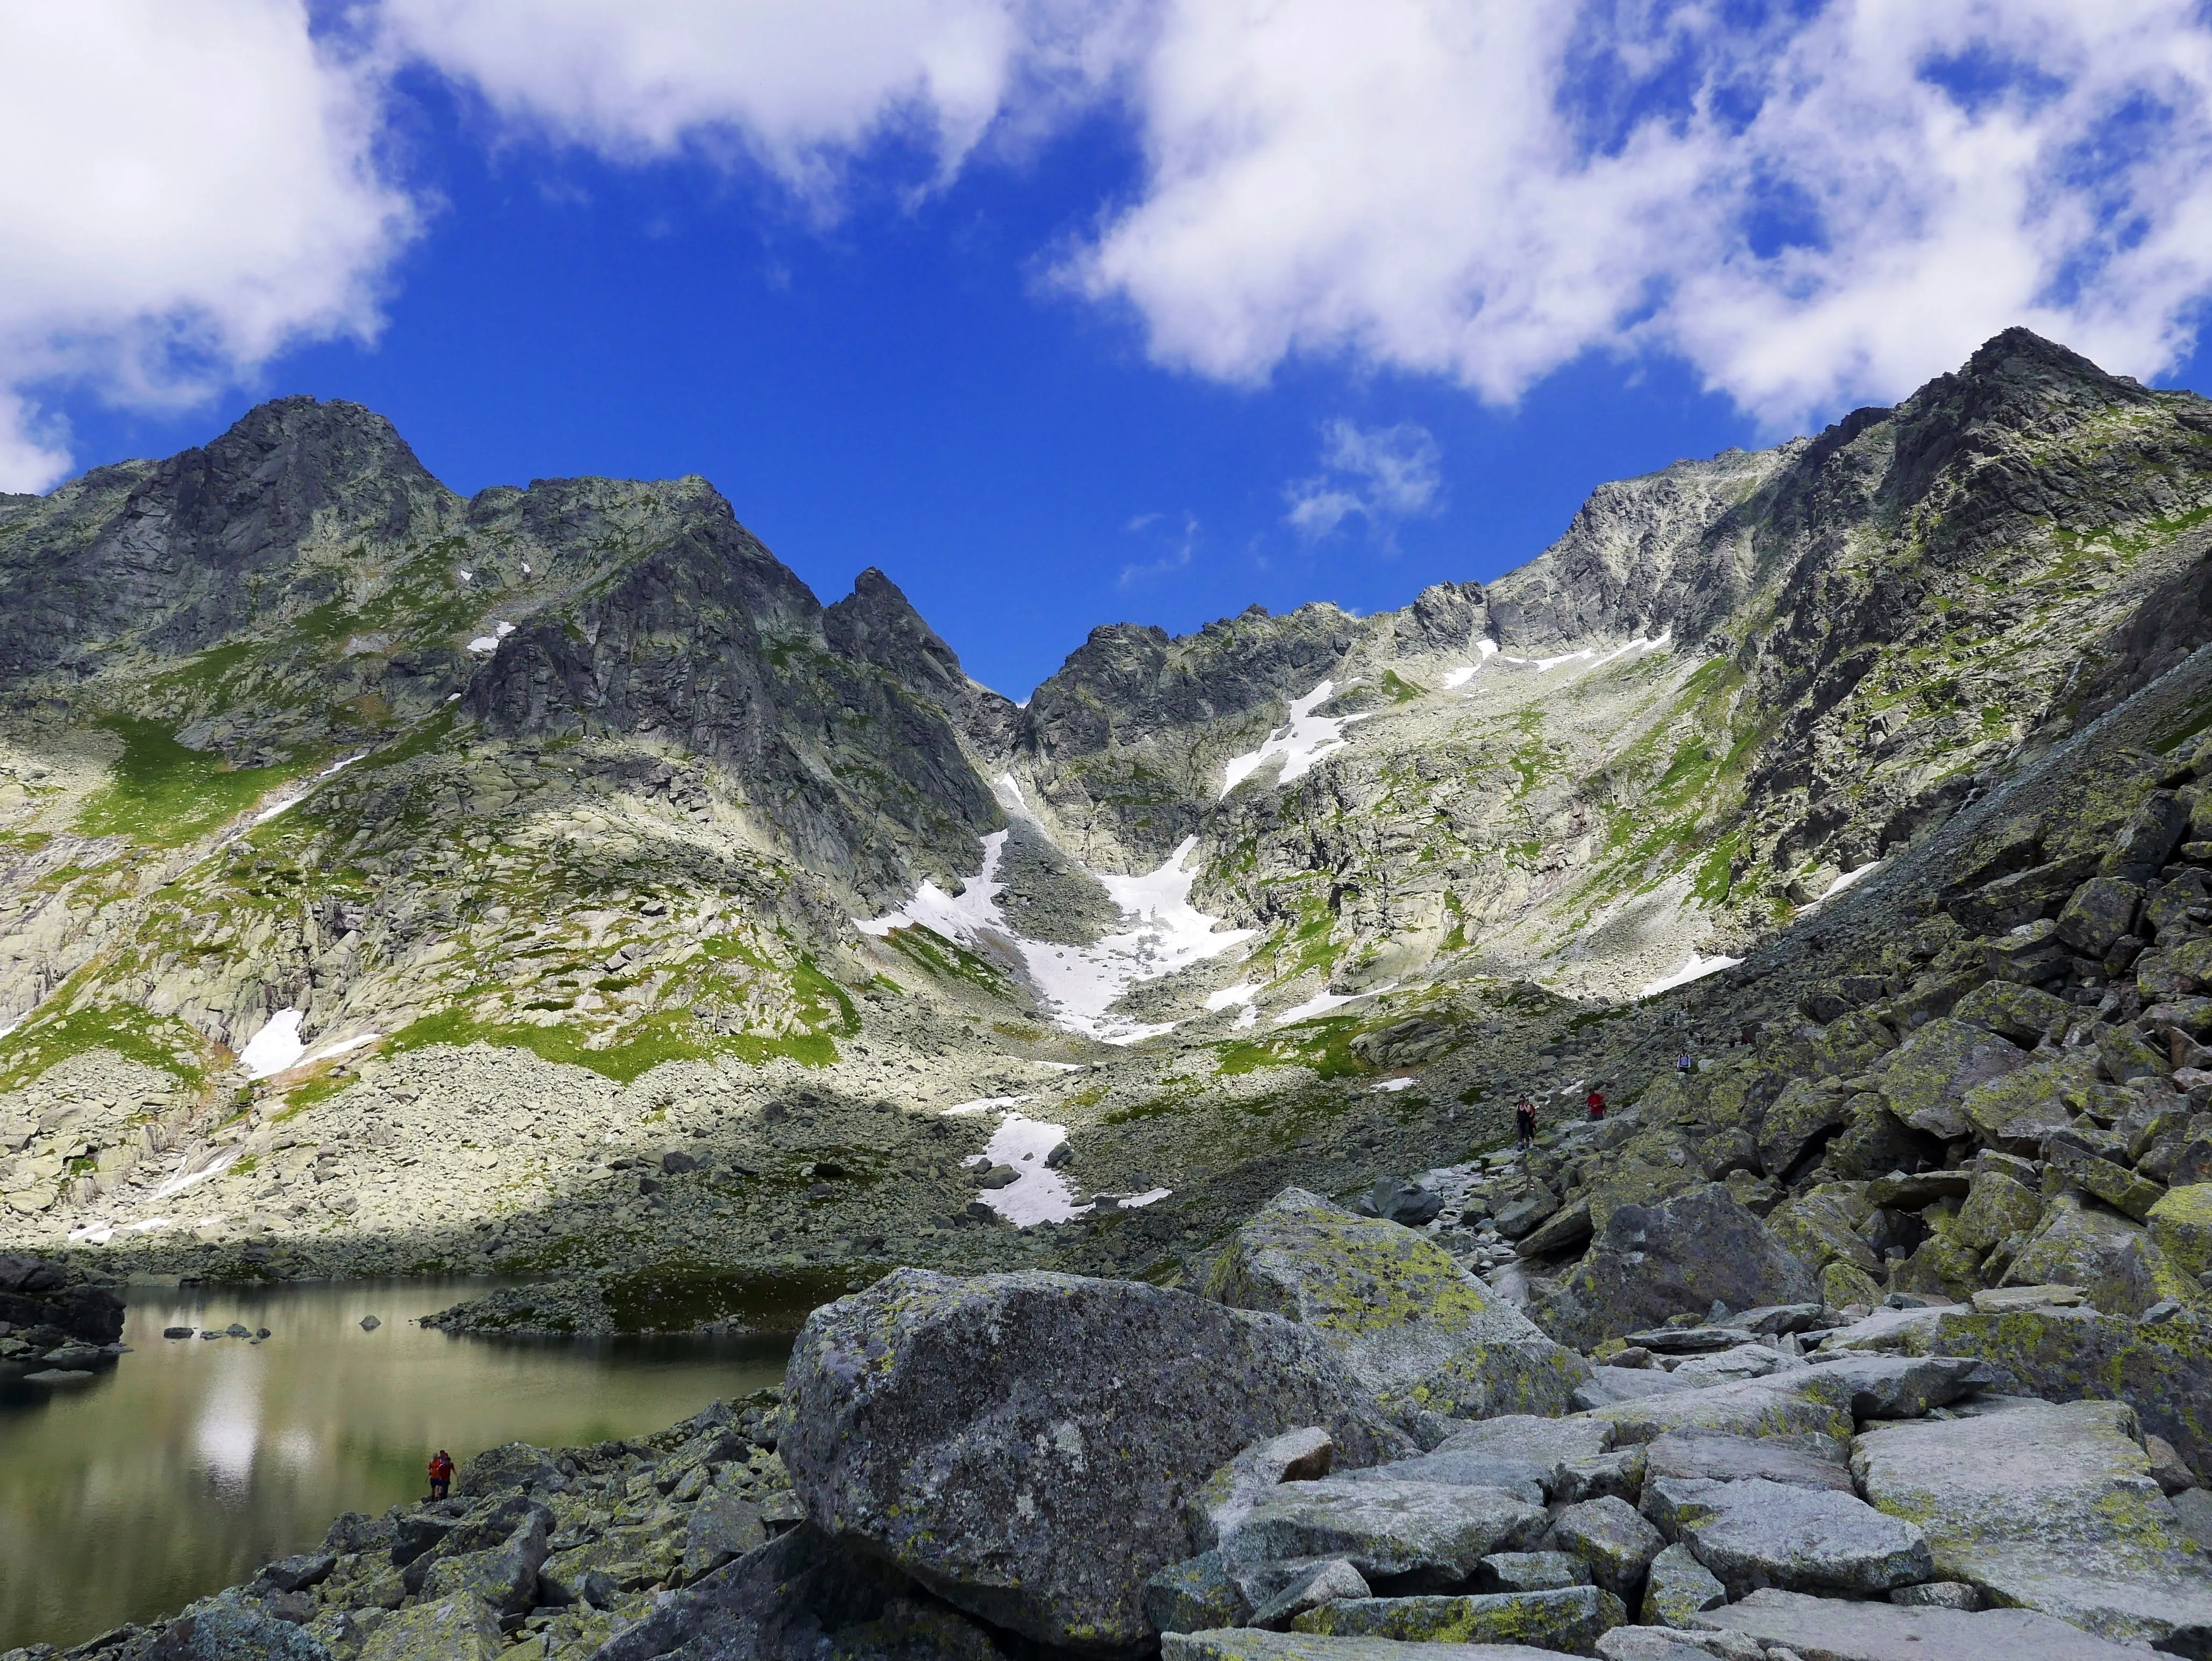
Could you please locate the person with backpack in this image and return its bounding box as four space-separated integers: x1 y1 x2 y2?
1514 1097 1537 1151
1585 1085 1607 1121
428 1449 454 1501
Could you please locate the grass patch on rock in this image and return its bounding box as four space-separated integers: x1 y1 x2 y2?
73 716 306 846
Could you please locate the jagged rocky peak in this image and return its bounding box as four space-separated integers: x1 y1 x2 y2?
825 566 1020 756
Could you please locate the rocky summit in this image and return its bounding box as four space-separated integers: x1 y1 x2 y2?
11 326 2212 1656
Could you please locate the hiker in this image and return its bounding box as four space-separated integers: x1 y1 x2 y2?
428 1449 453 1501
1676 1049 1695 1075
1585 1085 1606 1121
1514 1097 1536 1151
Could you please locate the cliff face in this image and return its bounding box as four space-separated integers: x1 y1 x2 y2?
4 331 2212 1293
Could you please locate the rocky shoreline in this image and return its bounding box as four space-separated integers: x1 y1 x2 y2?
12 1173 2212 1661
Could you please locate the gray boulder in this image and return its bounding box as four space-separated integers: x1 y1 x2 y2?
1250 1559 1370 1629
1642 1476 1933 1596
1189 1426 1337 1552
1696 1585 2159 1660
356 1593 501 1661
1853 1396 2212 1654
1639 1543 1725 1628
1548 1495 1665 1598
1643 1430 1853 1493
782 1267 1413 1654
143 1595 333 1661
1477 1551 1590 1592
1869 1017 2029 1138
1221 1477 1547 1599
1534 1186 1820 1351
1204 1189 1589 1424
1292 1586 1625 1650
1330 1449 1545 1505
1144 1551 1251 1635
1161 1631 1566 1661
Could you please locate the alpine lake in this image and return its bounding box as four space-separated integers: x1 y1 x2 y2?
0 1276 796 1652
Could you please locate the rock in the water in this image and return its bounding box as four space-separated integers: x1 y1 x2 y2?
1548 1496 1665 1598
1642 1475 1933 1596
1853 1395 2212 1653
1695 1585 2157 1660
357 1593 502 1661
1291 1586 1625 1651
1534 1186 1820 1351
1204 1189 1590 1424
1161 1630 1565 1661
1221 1477 1547 1599
782 1267 1413 1654
1639 1542 1726 1628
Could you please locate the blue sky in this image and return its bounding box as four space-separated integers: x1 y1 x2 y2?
14 3 2212 699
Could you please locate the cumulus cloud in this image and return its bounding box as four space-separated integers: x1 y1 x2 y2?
1285 420 1443 546
378 0 1133 197
1072 0 2212 425
0 0 414 489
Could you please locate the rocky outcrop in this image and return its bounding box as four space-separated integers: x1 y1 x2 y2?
780 1268 1413 1653
1204 1189 1590 1428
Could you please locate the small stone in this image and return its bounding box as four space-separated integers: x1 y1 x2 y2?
359 1316 381 1331
1476 1551 1589 1593
1549 1494 1666 1597
1249 1558 1370 1629
164 1325 194 1339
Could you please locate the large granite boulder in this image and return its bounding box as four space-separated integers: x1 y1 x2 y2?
2003 1193 2193 1317
1641 1475 1932 1596
1218 1476 1547 1600
782 1267 1414 1655
1533 1186 1820 1352
356 1594 501 1661
1868 1018 2029 1138
1204 1189 1590 1425
1853 1397 2212 1654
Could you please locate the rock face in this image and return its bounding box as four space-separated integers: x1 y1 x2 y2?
1533 1186 1820 1351
1204 1189 1590 1425
781 1267 1413 1653
1853 1396 2212 1653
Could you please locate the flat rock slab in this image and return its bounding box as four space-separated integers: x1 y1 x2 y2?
1223 1478 1547 1592
1434 1415 1614 1464
1696 1585 2160 1660
1644 1430 1854 1492
1293 1586 1624 1651
1582 1372 1850 1446
1853 1395 2212 1654
1334 1450 1547 1504
1164 1631 1564 1661
1643 1476 1931 1596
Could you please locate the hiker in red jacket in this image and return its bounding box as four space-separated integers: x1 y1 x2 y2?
428 1450 453 1501
1586 1086 1607 1121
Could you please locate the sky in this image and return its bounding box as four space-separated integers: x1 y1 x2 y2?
9 3 2212 699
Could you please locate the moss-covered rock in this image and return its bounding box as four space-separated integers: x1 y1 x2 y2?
1869 1018 2029 1138
1894 1231 1984 1301
1756 1078 1852 1182
1952 980 2074 1047
2055 876 2144 958
1289 1585 1624 1650
357 1593 501 1661
1767 1185 1879 1277
1204 1189 1590 1422
1821 1259 1887 1308
1854 1396 2212 1653
2150 1183 2212 1282
2005 1192 2182 1315
1953 1167 2045 1252
1961 1054 2097 1153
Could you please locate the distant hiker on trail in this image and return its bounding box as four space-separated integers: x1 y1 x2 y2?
1514 1098 1536 1151
1677 1050 1695 1075
428 1450 453 1501
1586 1086 1607 1121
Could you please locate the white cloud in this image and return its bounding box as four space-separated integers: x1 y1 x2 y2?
0 0 414 489
1070 0 2212 425
1118 509 1197 584
1285 419 1441 544
378 0 1130 198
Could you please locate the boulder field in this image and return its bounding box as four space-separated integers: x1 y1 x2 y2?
19 1181 2212 1661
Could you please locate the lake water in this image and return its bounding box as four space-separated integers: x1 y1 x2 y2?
0 1278 792 1653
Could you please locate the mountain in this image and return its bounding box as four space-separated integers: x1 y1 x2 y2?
2 328 2211 1322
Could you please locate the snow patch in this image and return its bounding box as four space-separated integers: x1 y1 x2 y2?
1233 1004 1257 1029
302 1033 380 1067
1499 629 1672 677
239 1010 306 1078
1205 983 1258 1011
859 833 1253 1045
1275 981 1397 1026
1371 1077 1416 1093
0 1020 17 1043
466 621 517 654
1810 861 1884 904
252 750 369 825
150 1146 242 1203
1639 952 1742 998
1442 640 1500 689
1117 1188 1171 1209
944 1095 1031 1116
1219 680 1373 797
957 1109 1082 1225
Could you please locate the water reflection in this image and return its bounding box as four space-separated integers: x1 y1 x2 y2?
0 1277 790 1652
